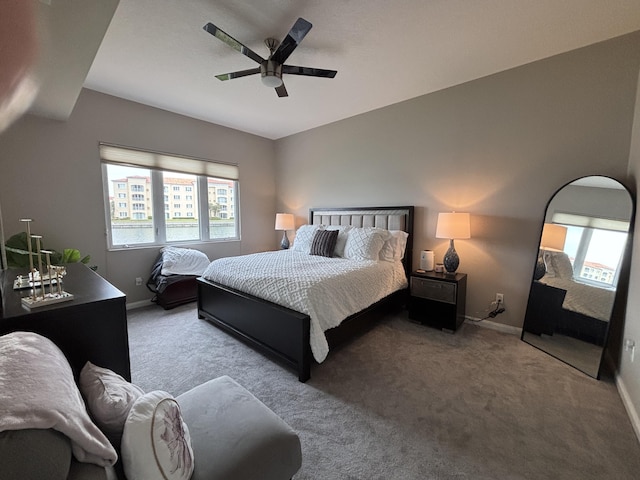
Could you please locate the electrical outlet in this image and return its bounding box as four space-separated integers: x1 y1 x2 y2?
625 339 636 363
496 293 504 304
135 277 143 286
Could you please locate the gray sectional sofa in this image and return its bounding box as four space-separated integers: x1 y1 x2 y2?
0 332 302 480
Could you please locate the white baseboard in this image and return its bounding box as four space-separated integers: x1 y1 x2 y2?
464 316 522 336
126 298 154 310
615 374 640 445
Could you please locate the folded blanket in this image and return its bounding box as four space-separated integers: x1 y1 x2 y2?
0 331 117 467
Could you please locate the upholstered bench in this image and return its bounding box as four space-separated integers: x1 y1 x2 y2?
177 376 302 480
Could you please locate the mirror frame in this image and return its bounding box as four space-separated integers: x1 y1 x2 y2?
521 175 635 379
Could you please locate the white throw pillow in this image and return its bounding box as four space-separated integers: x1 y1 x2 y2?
79 362 145 438
379 230 409 262
160 247 210 276
344 227 389 261
325 225 352 257
290 225 321 254
122 391 194 480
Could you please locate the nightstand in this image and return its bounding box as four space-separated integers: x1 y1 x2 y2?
408 271 467 332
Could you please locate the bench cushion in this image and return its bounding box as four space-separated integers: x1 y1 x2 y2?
176 376 301 480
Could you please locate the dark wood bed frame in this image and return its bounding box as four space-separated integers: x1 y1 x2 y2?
197 206 414 382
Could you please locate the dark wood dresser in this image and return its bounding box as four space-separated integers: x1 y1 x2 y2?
0 263 131 380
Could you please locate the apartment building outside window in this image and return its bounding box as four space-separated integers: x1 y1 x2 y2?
100 143 239 248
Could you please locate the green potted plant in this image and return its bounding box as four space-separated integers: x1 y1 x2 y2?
4 232 91 269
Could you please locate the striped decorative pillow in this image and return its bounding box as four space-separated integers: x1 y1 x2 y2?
310 229 338 257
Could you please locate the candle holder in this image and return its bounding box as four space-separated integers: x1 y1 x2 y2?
11 219 73 308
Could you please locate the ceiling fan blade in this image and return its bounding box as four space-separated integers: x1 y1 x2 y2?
282 65 337 78
203 22 265 64
215 67 261 81
270 17 312 65
275 83 288 97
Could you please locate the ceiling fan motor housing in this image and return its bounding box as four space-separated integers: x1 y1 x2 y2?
260 60 283 87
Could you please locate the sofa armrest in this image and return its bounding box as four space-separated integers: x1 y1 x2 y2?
0 428 72 479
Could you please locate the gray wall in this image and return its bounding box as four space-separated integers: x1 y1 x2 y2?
275 31 640 328
623 61 640 440
0 89 277 303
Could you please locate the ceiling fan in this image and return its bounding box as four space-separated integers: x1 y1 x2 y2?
203 17 337 97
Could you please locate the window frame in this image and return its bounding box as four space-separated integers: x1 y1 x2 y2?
551 211 629 289
100 143 240 250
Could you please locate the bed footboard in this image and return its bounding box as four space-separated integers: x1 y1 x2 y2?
197 277 312 382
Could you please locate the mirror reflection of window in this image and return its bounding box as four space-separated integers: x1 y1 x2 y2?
550 212 629 288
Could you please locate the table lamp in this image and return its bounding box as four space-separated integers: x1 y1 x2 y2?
534 223 567 280
275 213 295 249
435 212 471 274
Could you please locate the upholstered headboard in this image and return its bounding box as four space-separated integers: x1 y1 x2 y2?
309 206 414 276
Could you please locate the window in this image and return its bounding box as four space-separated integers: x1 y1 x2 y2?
101 144 239 248
552 212 629 288
217 188 227 195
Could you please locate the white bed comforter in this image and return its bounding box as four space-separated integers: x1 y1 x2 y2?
201 250 408 363
539 277 615 322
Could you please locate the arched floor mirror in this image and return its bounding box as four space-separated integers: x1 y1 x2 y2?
521 176 635 379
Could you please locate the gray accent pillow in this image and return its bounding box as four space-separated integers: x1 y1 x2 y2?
310 229 338 257
79 361 145 445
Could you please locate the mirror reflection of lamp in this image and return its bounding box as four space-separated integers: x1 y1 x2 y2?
275 213 295 249
534 223 567 280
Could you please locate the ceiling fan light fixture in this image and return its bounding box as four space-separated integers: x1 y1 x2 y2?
260 61 283 88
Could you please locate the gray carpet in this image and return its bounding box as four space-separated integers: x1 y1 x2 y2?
127 304 640 479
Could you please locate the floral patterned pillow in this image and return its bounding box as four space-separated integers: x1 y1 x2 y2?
121 391 194 480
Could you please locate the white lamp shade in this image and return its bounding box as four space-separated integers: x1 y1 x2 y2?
540 223 567 251
435 212 471 239
275 213 295 231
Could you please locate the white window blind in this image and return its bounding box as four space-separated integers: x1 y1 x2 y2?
551 212 629 232
99 143 239 180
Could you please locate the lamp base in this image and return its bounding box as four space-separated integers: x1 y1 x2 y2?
443 239 459 273
280 231 290 249
533 251 546 280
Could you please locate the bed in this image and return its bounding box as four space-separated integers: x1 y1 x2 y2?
197 206 414 382
537 250 615 345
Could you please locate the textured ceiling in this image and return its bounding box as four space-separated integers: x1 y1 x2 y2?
35 0 640 140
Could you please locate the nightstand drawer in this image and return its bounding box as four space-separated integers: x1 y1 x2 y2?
411 277 456 304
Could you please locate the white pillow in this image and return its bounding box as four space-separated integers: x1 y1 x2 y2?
291 225 321 254
380 230 409 262
79 362 145 438
122 391 194 480
344 227 390 261
160 247 210 276
324 225 352 257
